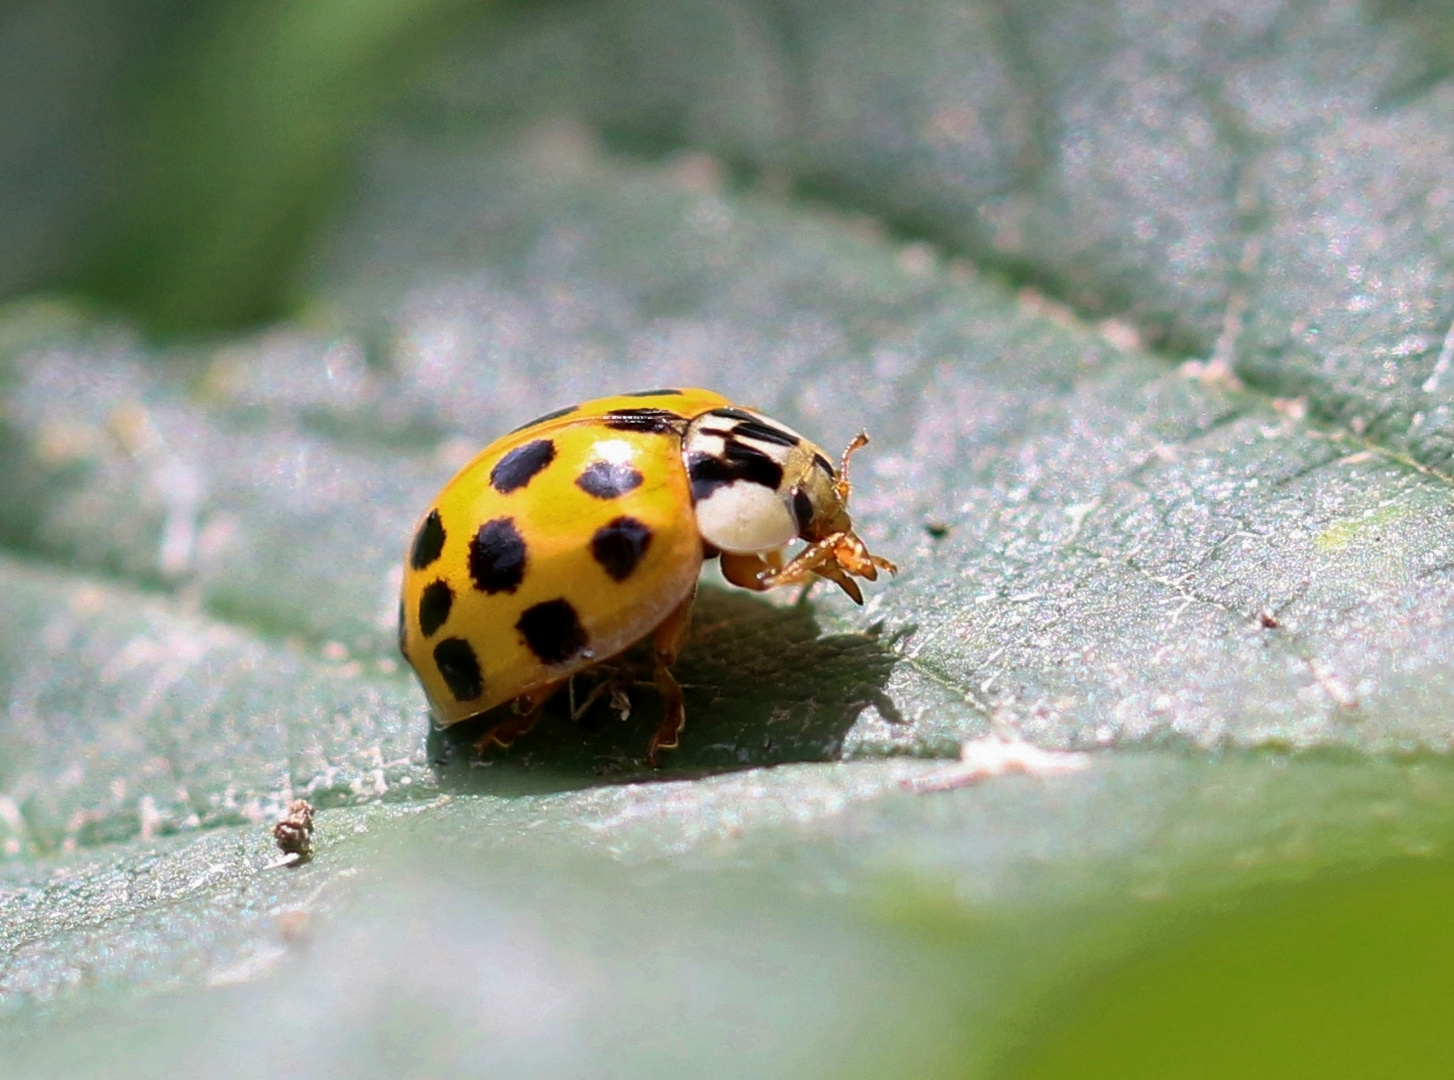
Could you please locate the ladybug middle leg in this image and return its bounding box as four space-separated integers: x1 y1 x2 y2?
645 589 696 766
474 679 566 755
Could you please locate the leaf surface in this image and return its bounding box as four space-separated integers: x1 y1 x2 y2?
3 2 1454 1075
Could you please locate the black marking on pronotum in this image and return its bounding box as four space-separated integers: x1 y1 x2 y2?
490 439 557 494
813 452 836 478
509 404 578 434
418 579 454 638
591 516 654 581
792 489 815 532
735 419 799 448
709 408 800 449
517 599 588 665
624 388 683 397
469 517 528 594
602 408 684 434
687 440 785 502
434 637 484 702
410 510 446 570
576 461 644 499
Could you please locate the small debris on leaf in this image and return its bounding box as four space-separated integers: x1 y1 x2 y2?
277 909 311 945
1271 396 1309 420
903 736 1091 793
271 799 315 865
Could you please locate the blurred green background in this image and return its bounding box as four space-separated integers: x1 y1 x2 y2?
2 0 488 331
5 0 1454 1076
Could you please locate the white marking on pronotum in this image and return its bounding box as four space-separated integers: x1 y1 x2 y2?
693 481 797 553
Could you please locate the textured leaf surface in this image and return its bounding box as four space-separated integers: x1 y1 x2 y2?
3 1 1454 1075
458 0 1454 469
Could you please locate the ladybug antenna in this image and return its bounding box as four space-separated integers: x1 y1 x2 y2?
836 432 869 504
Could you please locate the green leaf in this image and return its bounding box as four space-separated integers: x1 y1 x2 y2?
4 1 1454 1075
0 0 487 332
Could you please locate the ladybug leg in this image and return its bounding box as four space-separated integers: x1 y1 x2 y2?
755 536 849 597
808 558 863 605
569 671 614 721
570 664 638 723
473 680 565 755
719 551 775 591
645 591 696 766
831 532 897 582
759 534 896 605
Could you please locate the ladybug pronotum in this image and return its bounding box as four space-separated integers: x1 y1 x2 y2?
398 388 895 764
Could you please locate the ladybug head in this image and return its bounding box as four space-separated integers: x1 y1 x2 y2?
682 407 864 554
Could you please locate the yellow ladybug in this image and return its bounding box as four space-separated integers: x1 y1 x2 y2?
398 388 895 764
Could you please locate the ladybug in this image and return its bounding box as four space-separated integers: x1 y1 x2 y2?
398 388 895 764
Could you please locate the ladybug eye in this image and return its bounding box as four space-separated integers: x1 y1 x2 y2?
792 488 815 532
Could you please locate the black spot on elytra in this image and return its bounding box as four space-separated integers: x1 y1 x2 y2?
410 510 445 570
813 452 836 478
509 404 578 434
591 516 654 581
576 461 644 499
434 637 484 702
469 517 527 594
624 388 683 397
517 599 588 664
687 439 785 502
418 579 453 637
397 598 407 655
490 439 557 494
603 408 683 434
792 489 815 532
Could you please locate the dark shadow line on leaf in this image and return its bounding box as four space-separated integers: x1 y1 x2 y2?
426 584 903 793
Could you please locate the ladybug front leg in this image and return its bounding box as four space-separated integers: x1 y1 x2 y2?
718 550 782 592
808 557 864 605
645 590 696 766
754 535 854 599
758 534 897 605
